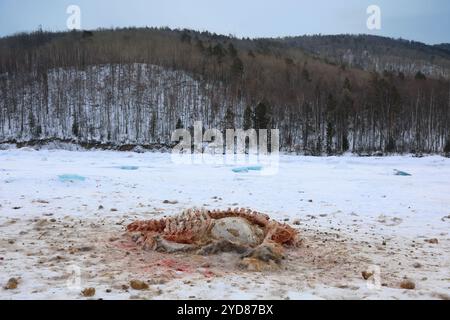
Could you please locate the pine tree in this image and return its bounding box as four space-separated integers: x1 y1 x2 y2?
254 101 270 130
176 118 184 129
224 106 235 129
325 94 337 155
72 116 79 137
230 57 244 78
415 71 426 80
150 111 157 139
196 39 205 52
342 134 350 152
180 31 191 44
243 106 253 130
444 138 450 155
212 43 225 64
326 122 334 155
385 137 396 153
343 77 352 91
302 68 311 82
227 43 238 58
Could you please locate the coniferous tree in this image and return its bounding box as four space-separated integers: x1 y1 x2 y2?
444 138 450 155
415 71 426 80
212 43 225 64
243 106 253 130
254 101 270 130
326 122 334 155
180 31 191 44
302 68 311 82
196 39 205 52
72 116 79 138
339 91 352 153
227 43 238 58
343 77 352 91
224 106 235 129
342 135 350 153
230 57 244 78
176 118 184 129
325 94 337 155
385 137 396 153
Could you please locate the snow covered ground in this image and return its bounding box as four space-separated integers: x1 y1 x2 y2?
0 149 449 300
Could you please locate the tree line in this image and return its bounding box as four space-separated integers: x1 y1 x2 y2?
0 27 449 155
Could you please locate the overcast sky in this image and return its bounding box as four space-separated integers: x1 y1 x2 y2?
0 0 449 44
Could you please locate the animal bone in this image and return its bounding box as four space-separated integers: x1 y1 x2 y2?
127 208 299 268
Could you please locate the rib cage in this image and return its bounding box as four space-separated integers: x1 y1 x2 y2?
127 208 298 246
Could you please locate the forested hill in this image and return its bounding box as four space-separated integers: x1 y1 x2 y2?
0 28 449 155
276 34 450 79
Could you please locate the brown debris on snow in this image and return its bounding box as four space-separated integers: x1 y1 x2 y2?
361 271 374 280
127 208 299 269
81 287 96 297
4 278 19 290
130 280 149 290
400 279 416 290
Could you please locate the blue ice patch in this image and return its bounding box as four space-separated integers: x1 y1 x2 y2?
58 174 86 182
232 165 263 173
394 169 412 176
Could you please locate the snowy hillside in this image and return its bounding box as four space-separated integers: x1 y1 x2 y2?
1 28 450 155
0 64 237 146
